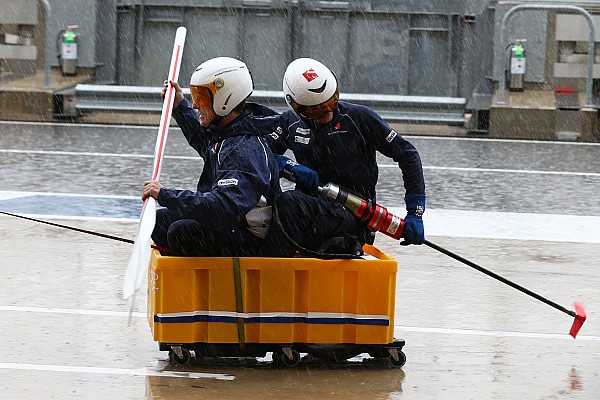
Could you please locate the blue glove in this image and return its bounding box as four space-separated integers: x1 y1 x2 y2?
401 194 426 246
276 155 319 195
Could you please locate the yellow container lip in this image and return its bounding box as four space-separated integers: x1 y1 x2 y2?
151 244 397 267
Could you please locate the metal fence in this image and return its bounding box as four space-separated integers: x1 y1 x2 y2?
73 84 466 125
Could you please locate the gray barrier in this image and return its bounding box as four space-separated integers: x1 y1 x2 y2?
73 84 466 125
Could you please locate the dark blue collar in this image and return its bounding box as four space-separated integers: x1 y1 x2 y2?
207 110 257 143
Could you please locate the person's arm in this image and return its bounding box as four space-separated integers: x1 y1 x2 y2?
360 107 425 196
156 136 273 227
142 180 163 201
161 79 185 109
359 106 426 245
162 80 207 154
258 114 289 155
275 154 319 195
255 113 318 194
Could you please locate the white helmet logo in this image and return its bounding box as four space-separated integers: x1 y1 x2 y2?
302 69 318 82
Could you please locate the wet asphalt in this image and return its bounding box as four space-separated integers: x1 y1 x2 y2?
0 121 599 399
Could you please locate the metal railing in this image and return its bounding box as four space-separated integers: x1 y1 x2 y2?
496 4 595 107
40 0 52 89
72 84 466 125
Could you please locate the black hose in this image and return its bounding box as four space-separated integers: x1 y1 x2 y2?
0 210 171 253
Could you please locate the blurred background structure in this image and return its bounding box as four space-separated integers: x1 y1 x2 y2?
1 0 600 141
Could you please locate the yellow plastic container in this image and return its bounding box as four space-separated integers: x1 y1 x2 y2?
148 245 402 365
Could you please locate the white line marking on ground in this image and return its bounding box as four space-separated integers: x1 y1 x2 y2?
423 165 600 177
423 167 600 176
0 149 197 160
4 149 598 177
4 121 600 146
0 305 146 318
406 135 600 146
0 190 137 200
0 363 235 380
395 325 599 341
3 305 596 342
0 120 159 130
379 164 600 177
388 207 600 243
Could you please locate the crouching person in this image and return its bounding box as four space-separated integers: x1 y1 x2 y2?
142 57 279 256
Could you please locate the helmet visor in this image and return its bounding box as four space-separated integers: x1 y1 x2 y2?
290 90 338 121
190 85 213 109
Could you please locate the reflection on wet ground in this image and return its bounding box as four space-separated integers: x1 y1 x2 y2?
1 122 599 399
147 360 406 400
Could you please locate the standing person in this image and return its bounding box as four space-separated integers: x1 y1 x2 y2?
143 57 280 256
264 57 426 251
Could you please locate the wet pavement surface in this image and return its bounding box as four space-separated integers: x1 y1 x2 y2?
0 121 599 399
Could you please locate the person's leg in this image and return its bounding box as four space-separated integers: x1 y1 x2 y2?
274 190 359 253
166 219 264 257
152 208 178 249
166 219 218 256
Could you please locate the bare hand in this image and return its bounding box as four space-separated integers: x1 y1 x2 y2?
161 80 185 109
142 180 162 201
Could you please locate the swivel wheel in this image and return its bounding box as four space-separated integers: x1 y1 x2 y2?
274 348 301 367
387 350 406 368
169 346 192 366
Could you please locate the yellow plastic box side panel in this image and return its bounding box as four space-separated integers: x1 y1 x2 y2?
148 245 397 345
150 253 240 343
239 257 396 344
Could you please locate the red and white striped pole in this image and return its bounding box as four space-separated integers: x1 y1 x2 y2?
123 27 187 301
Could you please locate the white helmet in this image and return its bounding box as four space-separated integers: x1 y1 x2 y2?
283 58 339 120
190 57 253 117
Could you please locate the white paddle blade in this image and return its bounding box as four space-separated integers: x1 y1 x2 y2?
123 198 156 299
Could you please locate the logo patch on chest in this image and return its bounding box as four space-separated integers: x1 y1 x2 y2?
296 127 311 136
217 178 239 187
269 126 282 140
329 121 348 135
294 136 310 144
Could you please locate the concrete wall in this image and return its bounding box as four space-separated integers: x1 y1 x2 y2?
109 0 498 97
0 0 37 24
95 0 118 83
0 0 502 103
45 0 99 68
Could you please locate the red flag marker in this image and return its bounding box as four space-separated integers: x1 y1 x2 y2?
570 302 587 339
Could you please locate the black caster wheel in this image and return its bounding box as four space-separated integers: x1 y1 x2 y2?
274 349 301 367
387 350 406 368
169 347 192 366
